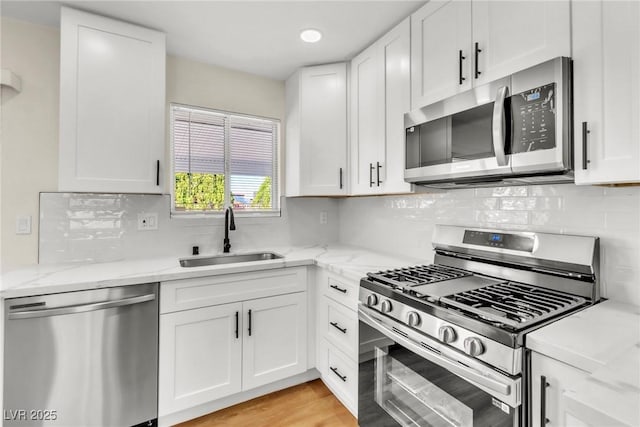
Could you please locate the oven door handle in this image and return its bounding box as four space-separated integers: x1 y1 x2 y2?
359 305 518 405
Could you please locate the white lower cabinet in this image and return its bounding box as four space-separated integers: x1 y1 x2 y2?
530 351 591 427
315 268 359 417
159 303 243 415
159 268 308 419
242 293 308 390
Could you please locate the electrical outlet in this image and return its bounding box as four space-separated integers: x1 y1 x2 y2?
137 213 158 231
16 215 32 235
319 211 328 225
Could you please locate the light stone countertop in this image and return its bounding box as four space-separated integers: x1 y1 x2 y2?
527 300 640 427
0 244 424 299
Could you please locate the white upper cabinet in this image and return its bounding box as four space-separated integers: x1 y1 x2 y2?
472 1 570 86
285 63 348 196
573 0 640 185
411 0 570 109
59 7 166 194
351 17 412 195
411 0 472 109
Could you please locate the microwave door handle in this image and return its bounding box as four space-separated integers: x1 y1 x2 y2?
492 86 509 167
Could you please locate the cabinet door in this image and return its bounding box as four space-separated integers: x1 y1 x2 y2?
299 63 348 195
350 44 384 195
379 17 413 194
59 7 165 194
530 352 590 427
242 292 307 390
472 0 570 85
411 0 472 109
158 302 242 416
574 0 640 184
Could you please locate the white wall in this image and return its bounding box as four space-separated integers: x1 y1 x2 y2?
338 185 640 306
0 17 59 272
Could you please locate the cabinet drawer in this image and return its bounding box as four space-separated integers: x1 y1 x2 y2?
161 267 306 314
323 298 358 359
324 273 358 310
321 339 357 416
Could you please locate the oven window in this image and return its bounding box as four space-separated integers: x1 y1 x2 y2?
375 347 473 426
359 323 517 427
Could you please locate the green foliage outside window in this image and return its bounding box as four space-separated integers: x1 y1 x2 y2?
175 172 272 211
174 172 225 211
251 177 272 209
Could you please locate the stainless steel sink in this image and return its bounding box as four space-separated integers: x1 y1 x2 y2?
179 252 283 268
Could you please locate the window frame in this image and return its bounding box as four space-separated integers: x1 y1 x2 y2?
169 103 281 218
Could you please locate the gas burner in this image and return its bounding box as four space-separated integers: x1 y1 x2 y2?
440 282 586 330
366 264 471 291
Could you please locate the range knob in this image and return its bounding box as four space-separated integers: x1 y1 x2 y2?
366 294 379 307
380 300 393 313
438 325 457 343
407 311 421 327
464 337 485 356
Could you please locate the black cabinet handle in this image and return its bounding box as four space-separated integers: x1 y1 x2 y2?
330 284 347 294
474 42 482 79
369 163 375 187
330 321 347 334
339 167 343 189
582 121 590 170
156 160 160 186
235 311 239 339
376 162 382 186
540 375 550 426
330 366 347 382
459 50 466 85
248 309 252 336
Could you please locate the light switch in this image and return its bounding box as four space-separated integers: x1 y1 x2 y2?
16 215 32 235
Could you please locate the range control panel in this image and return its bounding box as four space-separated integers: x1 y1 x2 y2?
463 230 535 252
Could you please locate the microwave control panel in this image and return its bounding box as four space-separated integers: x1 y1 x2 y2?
511 83 556 154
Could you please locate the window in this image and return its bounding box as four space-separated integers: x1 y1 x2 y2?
171 104 280 215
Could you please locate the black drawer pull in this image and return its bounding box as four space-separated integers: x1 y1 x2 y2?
339 167 343 189
248 309 252 336
376 161 382 186
330 284 347 294
330 321 347 334
156 160 160 186
330 366 347 382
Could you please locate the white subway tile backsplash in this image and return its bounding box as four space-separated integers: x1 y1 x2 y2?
338 184 640 306
40 193 340 264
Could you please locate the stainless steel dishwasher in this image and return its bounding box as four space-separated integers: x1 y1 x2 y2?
3 283 158 427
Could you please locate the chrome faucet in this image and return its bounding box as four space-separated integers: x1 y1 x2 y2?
223 206 236 253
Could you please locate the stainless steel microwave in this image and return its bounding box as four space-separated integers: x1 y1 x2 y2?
404 57 572 188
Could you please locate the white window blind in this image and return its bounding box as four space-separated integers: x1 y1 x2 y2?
171 104 279 214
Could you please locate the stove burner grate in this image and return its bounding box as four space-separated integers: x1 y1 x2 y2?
366 264 471 290
441 282 587 329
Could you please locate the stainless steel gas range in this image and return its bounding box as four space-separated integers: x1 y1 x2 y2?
358 225 599 427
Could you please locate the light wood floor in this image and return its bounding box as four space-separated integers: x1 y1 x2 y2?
175 379 358 427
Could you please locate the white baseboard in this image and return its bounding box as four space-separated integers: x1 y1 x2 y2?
158 369 321 427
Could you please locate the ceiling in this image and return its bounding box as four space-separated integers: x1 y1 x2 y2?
1 1 425 80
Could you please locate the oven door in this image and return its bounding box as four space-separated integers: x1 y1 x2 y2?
358 305 521 427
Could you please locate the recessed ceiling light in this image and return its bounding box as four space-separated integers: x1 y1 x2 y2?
300 29 322 43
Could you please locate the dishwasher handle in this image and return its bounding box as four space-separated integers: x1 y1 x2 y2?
8 293 156 320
